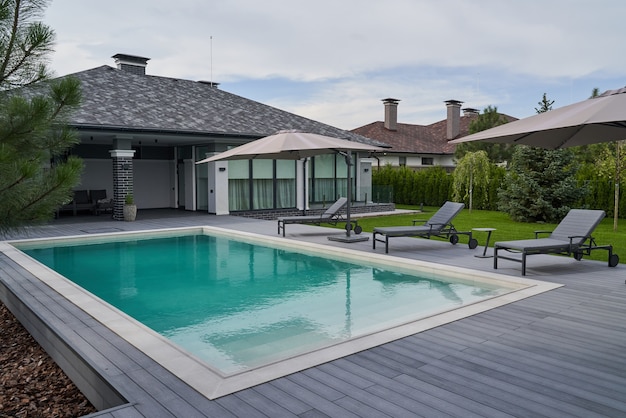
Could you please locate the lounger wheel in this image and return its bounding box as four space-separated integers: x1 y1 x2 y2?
609 254 619 267
449 235 459 245
468 238 478 249
344 223 363 234
573 251 584 261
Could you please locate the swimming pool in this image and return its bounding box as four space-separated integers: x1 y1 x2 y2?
5 226 559 399
21 232 508 374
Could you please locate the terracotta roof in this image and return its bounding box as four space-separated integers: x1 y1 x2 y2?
352 113 516 154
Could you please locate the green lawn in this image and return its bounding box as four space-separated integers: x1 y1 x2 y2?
332 205 624 264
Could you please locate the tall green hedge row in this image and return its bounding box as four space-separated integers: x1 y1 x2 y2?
373 164 626 216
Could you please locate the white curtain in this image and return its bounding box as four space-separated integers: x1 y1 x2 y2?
276 179 295 208
228 160 250 211
229 179 249 210
276 160 296 209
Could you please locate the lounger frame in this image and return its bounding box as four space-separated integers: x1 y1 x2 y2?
372 201 477 254
493 209 619 275
277 198 361 237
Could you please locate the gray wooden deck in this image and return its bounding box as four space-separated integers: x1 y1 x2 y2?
1 210 625 417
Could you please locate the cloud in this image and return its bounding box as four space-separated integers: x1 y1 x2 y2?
43 0 626 128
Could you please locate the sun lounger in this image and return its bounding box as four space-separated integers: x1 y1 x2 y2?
494 209 619 275
277 197 361 237
372 201 478 253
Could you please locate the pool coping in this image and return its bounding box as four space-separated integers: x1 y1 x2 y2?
2 226 562 401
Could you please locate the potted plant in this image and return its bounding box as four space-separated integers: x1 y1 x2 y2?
123 194 137 221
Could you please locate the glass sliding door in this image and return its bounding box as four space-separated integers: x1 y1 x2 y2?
311 154 335 204
309 153 355 205
336 153 349 200
195 146 209 211
276 160 296 208
228 159 297 211
252 159 274 210
228 160 250 211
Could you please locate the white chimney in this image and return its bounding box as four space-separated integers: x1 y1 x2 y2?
112 53 150 75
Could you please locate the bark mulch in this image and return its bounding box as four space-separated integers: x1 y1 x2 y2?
0 302 97 418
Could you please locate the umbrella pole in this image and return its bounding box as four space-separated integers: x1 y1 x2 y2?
302 158 307 215
328 151 369 243
346 152 352 238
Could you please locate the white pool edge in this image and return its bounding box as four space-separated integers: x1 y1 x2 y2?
2 226 562 399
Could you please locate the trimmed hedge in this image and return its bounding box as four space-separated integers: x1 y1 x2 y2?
374 164 626 216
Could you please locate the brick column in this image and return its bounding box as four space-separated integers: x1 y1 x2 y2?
109 149 136 220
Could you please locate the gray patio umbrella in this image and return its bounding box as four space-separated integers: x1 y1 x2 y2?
451 86 626 231
451 87 626 149
197 130 385 242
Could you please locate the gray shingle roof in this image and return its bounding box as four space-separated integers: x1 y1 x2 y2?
57 65 384 146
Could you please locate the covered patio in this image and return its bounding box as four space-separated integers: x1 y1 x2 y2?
1 212 625 417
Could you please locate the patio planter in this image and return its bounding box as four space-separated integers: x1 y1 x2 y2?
123 204 137 221
123 194 137 221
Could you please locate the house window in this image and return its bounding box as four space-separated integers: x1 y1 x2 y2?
309 153 355 205
228 159 296 211
252 159 274 210
399 156 406 166
276 160 296 209
421 157 434 166
229 160 251 211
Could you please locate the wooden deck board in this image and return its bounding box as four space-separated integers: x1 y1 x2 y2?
2 212 626 417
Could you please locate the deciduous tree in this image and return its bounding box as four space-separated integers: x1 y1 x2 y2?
452 150 491 212
454 105 512 164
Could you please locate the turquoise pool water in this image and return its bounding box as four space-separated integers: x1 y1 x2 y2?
23 233 509 374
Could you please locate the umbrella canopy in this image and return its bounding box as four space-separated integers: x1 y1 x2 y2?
197 130 385 242
450 87 626 149
197 130 385 163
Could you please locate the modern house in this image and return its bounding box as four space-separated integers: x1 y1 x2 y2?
352 98 514 171
40 54 387 220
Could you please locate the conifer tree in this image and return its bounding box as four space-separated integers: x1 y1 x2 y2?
0 0 82 235
498 93 585 222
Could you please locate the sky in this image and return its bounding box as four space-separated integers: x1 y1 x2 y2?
44 0 625 131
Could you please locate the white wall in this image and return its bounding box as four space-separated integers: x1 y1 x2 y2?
207 161 229 215
134 160 175 209
358 160 373 202
376 154 455 169
79 159 113 196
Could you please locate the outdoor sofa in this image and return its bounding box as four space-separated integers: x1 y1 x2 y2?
58 189 113 216
91 189 114 216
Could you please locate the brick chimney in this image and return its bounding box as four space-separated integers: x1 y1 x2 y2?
112 53 150 75
382 98 400 131
445 100 463 139
462 107 479 117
